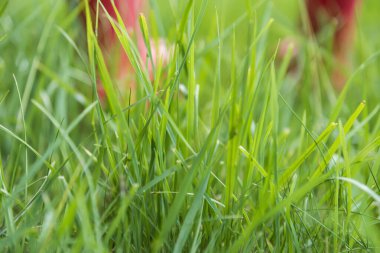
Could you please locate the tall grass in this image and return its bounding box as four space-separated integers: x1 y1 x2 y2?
1 0 380 252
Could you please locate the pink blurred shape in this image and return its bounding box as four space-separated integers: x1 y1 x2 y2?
306 0 359 89
86 0 170 99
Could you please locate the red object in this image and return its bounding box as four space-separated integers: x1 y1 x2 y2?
85 0 170 99
307 0 356 33
88 0 142 44
86 0 145 99
306 0 359 89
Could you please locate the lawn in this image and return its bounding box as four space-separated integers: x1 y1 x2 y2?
1 0 380 252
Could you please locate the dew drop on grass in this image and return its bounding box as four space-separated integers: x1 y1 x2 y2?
250 120 256 136
179 83 188 97
327 154 344 171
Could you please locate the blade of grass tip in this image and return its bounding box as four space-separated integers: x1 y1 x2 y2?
242 48 277 154
13 75 28 202
211 7 221 128
93 38 122 116
239 146 268 178
84 0 95 75
152 105 227 253
138 166 180 194
85 3 106 168
186 3 196 142
235 15 273 95
104 1 152 95
84 0 103 115
311 101 366 180
346 105 380 140
162 0 208 95
338 119 352 246
203 193 224 218
153 54 163 94
277 40 295 82
279 122 337 187
139 13 154 71
66 101 98 133
249 16 274 62
238 5 253 106
225 27 237 213
330 51 380 122
56 26 87 68
197 11 248 56
270 62 279 179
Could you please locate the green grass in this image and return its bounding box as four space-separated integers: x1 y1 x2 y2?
1 0 380 252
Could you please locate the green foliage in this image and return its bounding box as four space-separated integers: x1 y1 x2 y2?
0 0 380 252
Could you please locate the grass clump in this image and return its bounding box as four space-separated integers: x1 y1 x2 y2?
1 0 380 252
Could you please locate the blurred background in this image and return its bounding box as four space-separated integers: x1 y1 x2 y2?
1 0 379 152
